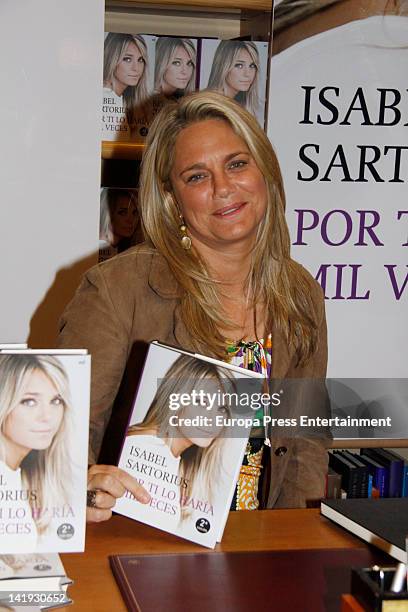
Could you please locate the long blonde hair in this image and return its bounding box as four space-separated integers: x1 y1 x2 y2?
127 354 235 519
103 33 149 127
154 37 196 95
140 91 319 364
207 41 260 117
0 355 73 533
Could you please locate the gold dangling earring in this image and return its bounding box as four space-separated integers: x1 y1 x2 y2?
179 217 191 250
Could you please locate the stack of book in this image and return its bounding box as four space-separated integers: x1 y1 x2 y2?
326 449 408 500
0 553 73 609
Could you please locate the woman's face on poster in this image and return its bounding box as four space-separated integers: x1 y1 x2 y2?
162 45 194 94
3 370 64 454
111 194 138 240
114 41 145 90
225 49 257 97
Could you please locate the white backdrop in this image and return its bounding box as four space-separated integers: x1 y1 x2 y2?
268 16 408 377
0 0 104 346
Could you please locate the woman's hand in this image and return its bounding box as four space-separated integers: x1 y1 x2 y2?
86 464 151 523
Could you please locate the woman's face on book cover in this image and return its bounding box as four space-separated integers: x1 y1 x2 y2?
177 378 228 448
111 193 138 240
225 49 257 97
114 41 145 90
162 45 194 94
4 370 64 455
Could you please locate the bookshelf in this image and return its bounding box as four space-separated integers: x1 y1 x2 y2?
102 0 274 160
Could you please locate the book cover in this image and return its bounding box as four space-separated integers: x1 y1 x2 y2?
98 187 142 263
199 39 269 128
0 351 90 553
114 341 264 548
102 33 156 143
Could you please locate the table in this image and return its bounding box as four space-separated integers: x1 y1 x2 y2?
61 509 389 611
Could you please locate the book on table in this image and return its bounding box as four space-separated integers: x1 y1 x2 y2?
0 553 73 609
321 497 408 562
0 348 90 554
114 341 265 548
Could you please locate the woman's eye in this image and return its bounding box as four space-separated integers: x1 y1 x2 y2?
234 62 244 69
187 61 194 67
122 56 132 63
229 160 247 170
51 396 64 407
172 60 181 66
249 63 257 70
218 406 228 415
138 57 145 63
21 398 37 407
186 173 205 183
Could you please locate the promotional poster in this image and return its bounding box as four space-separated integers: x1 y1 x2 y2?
0 352 90 553
268 14 408 377
115 342 264 548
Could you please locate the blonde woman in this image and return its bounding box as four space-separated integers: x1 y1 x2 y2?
58 91 329 521
103 33 149 135
0 355 72 549
207 41 260 118
154 37 196 97
123 354 234 523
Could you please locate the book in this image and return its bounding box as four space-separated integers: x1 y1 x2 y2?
321 498 408 562
0 350 90 553
114 341 264 548
357 454 388 497
326 468 342 499
328 452 361 498
361 448 404 498
0 553 73 609
340 451 369 498
102 33 156 143
0 344 28 350
402 462 408 497
109 547 389 612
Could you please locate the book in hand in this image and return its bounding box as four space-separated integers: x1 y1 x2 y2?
0 553 73 609
321 498 408 562
0 349 90 553
114 341 264 548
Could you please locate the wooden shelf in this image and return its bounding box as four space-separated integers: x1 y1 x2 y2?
107 0 273 11
102 140 145 160
330 439 408 449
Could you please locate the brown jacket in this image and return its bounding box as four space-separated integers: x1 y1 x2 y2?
58 244 329 509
